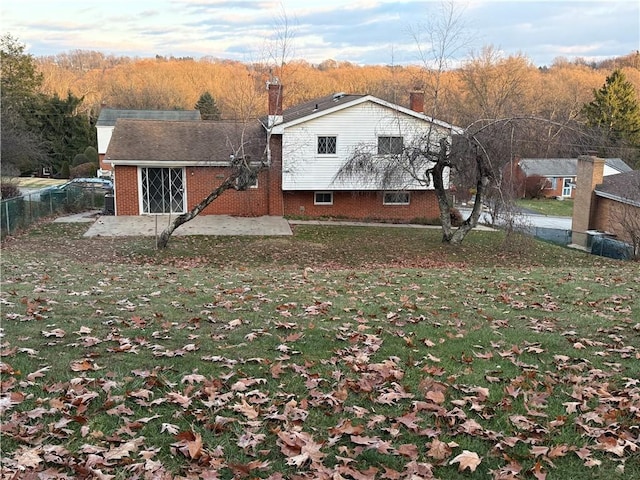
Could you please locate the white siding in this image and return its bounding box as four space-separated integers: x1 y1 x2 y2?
97 126 114 155
603 164 622 176
282 101 451 191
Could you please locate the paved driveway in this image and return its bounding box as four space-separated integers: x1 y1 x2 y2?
458 208 572 230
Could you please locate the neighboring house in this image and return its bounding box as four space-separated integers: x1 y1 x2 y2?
504 157 631 199
572 155 640 254
105 84 462 220
96 108 201 177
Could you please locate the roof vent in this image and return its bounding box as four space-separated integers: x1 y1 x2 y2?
332 92 346 101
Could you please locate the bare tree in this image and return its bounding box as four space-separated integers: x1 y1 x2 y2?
156 10 296 249
612 203 640 259
336 1 490 245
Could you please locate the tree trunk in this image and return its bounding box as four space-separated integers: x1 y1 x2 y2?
432 139 490 245
448 154 491 244
156 175 238 249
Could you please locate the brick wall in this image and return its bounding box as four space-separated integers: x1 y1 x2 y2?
592 197 639 245
114 165 272 216
592 197 612 233
283 191 440 221
114 161 441 222
186 166 269 216
114 166 139 215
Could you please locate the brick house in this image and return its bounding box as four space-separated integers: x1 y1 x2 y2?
104 85 461 220
572 155 640 254
503 157 631 199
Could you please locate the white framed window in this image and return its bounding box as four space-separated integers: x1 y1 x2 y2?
317 136 337 155
314 192 333 205
378 136 403 155
546 177 557 189
383 191 410 205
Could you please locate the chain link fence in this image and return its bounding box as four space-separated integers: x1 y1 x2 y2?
590 235 634 260
1 186 106 239
517 225 573 245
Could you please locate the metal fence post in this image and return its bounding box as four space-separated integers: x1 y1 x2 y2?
5 201 10 235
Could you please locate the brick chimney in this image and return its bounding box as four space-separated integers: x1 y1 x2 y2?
571 155 605 248
267 82 283 127
409 91 424 113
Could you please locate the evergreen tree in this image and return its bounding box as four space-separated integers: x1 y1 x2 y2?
60 161 70 179
32 92 96 175
0 34 43 106
582 69 640 148
0 35 49 175
84 146 99 165
195 92 222 120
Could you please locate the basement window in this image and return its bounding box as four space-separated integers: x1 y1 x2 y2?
383 191 410 205
314 192 333 205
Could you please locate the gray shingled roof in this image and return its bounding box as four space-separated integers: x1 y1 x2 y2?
105 119 266 164
264 92 460 133
281 93 366 123
96 108 201 127
519 158 577 177
519 158 630 177
604 157 633 173
595 170 640 207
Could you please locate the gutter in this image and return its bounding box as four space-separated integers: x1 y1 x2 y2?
595 189 640 208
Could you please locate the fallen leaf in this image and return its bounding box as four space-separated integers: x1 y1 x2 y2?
427 438 451 460
449 450 481 472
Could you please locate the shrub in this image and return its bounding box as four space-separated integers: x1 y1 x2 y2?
72 154 89 167
84 146 99 164
0 180 21 199
524 175 547 199
60 162 70 179
70 163 98 179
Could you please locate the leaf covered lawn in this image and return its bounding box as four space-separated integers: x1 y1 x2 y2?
1 223 639 479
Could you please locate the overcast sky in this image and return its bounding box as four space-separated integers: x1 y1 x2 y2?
3 0 639 67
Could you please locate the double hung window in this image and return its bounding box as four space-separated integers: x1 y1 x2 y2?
378 136 403 155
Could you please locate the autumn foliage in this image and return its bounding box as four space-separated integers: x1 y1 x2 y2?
36 51 640 130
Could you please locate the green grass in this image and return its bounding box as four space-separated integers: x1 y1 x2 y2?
516 198 574 217
1 222 638 479
14 177 67 189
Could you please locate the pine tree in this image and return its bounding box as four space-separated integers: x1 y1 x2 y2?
583 69 640 147
195 92 222 120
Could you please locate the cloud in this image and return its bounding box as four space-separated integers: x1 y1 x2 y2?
2 0 638 66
